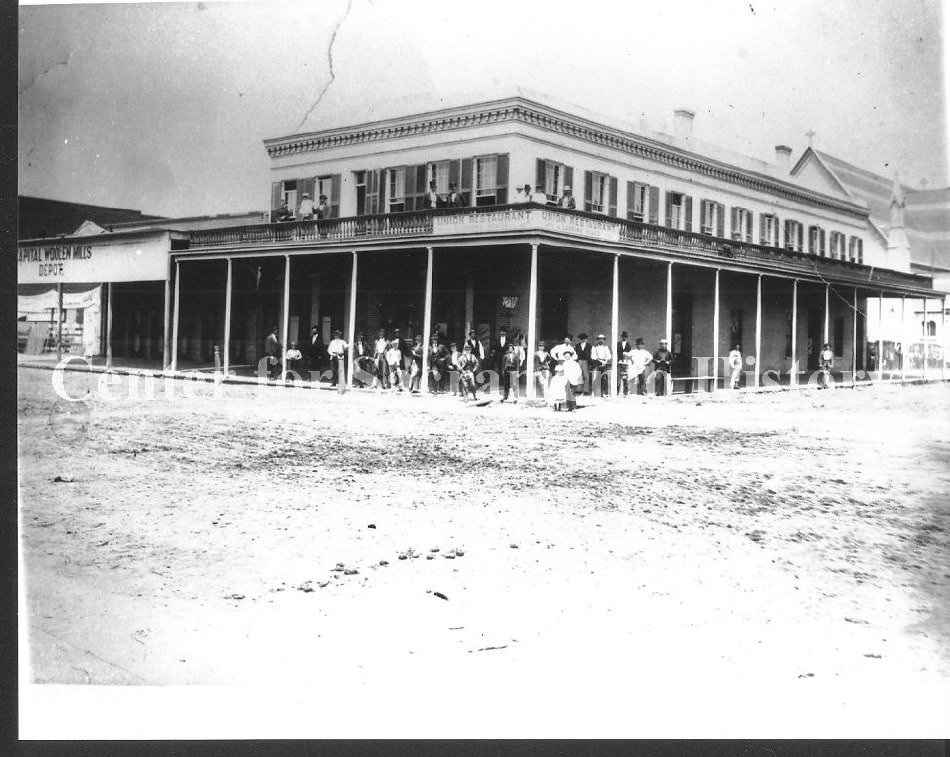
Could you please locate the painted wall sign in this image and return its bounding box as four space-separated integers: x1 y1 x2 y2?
17 235 170 284
432 207 621 242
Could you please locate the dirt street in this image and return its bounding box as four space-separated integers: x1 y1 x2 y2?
17 367 950 736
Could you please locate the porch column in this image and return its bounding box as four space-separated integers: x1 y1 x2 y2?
223 258 233 375
754 275 762 389
526 242 539 398
171 262 181 373
665 262 673 345
105 282 114 370
712 269 720 391
877 291 884 380
823 283 830 345
281 254 291 381
57 283 63 360
851 287 858 385
900 295 907 381
610 253 619 399
790 279 798 387
922 296 929 381
162 275 171 371
421 246 434 387
347 251 358 388
943 296 947 382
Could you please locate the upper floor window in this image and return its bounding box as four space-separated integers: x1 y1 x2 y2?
784 220 803 251
760 213 780 247
923 320 937 337
665 191 692 231
427 161 450 196
700 200 725 236
731 207 753 243
387 167 407 212
585 171 615 214
848 236 863 264
474 155 498 206
808 225 826 256
627 182 659 224
829 231 846 260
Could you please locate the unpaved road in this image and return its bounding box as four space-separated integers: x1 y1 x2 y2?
17 368 950 735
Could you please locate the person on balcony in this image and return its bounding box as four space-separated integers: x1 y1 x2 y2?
316 194 331 219
445 183 464 208
558 186 576 210
298 192 316 220
273 200 293 223
728 344 743 390
629 338 653 396
423 181 442 209
530 184 548 205
590 334 612 396
512 184 529 204
652 338 673 396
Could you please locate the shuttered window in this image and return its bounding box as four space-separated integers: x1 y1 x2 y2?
760 213 780 247
585 171 609 213
808 225 826 256
829 231 846 260
784 220 803 251
475 155 497 206
700 200 725 236
664 191 691 230
627 182 649 222
428 161 450 195
731 207 753 242
848 236 863 264
315 175 341 218
387 168 407 212
536 159 573 203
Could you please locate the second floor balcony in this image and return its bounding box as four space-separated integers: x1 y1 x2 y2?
185 203 936 295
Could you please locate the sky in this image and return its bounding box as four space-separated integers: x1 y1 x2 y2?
18 0 950 219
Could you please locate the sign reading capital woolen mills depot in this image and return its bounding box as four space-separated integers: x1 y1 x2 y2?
17 235 170 285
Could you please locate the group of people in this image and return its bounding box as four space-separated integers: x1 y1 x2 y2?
510 184 576 209
272 192 331 223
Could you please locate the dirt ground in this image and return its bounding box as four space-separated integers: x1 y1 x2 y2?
17 367 950 736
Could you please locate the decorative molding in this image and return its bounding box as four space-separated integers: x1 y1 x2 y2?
265 99 870 219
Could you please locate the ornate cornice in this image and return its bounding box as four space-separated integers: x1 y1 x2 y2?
264 98 870 220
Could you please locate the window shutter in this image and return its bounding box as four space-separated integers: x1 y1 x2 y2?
730 207 739 237
684 195 692 232
745 211 752 241
366 170 380 215
759 214 767 245
330 175 341 218
626 181 636 219
665 192 673 227
608 176 618 217
648 186 660 225
460 158 473 206
271 182 281 218
564 166 574 194
716 203 725 237
449 159 460 192
584 171 593 211
403 165 417 210
496 153 509 204
820 229 826 256
536 159 546 192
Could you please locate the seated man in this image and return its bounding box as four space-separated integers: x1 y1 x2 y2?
273 200 293 223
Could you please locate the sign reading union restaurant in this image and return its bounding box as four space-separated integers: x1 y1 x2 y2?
17 235 170 285
432 208 621 243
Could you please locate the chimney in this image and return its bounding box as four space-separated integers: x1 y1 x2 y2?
673 108 695 142
774 145 792 173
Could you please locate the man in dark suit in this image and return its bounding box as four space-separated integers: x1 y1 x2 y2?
464 329 486 368
445 183 464 208
616 331 633 396
308 325 326 381
490 328 510 374
264 326 282 380
574 332 592 395
422 181 441 209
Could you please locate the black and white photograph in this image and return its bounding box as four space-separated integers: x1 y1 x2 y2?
16 0 950 739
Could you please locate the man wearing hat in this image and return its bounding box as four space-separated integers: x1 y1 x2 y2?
574 333 592 395
629 337 653 396
616 331 633 395
316 194 331 219
652 337 673 396
298 192 316 220
445 183 464 208
423 180 441 210
590 334 612 396
558 186 576 209
264 325 282 380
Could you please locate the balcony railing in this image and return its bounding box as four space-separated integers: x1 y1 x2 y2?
186 204 934 292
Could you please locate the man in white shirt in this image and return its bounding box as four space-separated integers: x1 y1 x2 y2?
550 334 576 362
423 181 441 209
629 338 654 396
728 344 743 390
373 328 389 390
530 184 548 205
326 328 348 388
298 192 316 220
590 334 612 396
558 186 576 209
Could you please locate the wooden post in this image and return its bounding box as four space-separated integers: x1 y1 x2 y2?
281 254 291 381
823 283 830 345
943 296 947 382
790 279 798 387
754 275 762 388
223 258 233 376
877 291 884 380
526 242 539 398
610 253 619 399
347 251 358 388
851 287 858 385
665 262 673 345
712 269 720 391
900 295 907 381
57 282 63 360
422 246 434 390
162 274 171 372
106 282 113 370
171 262 181 373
